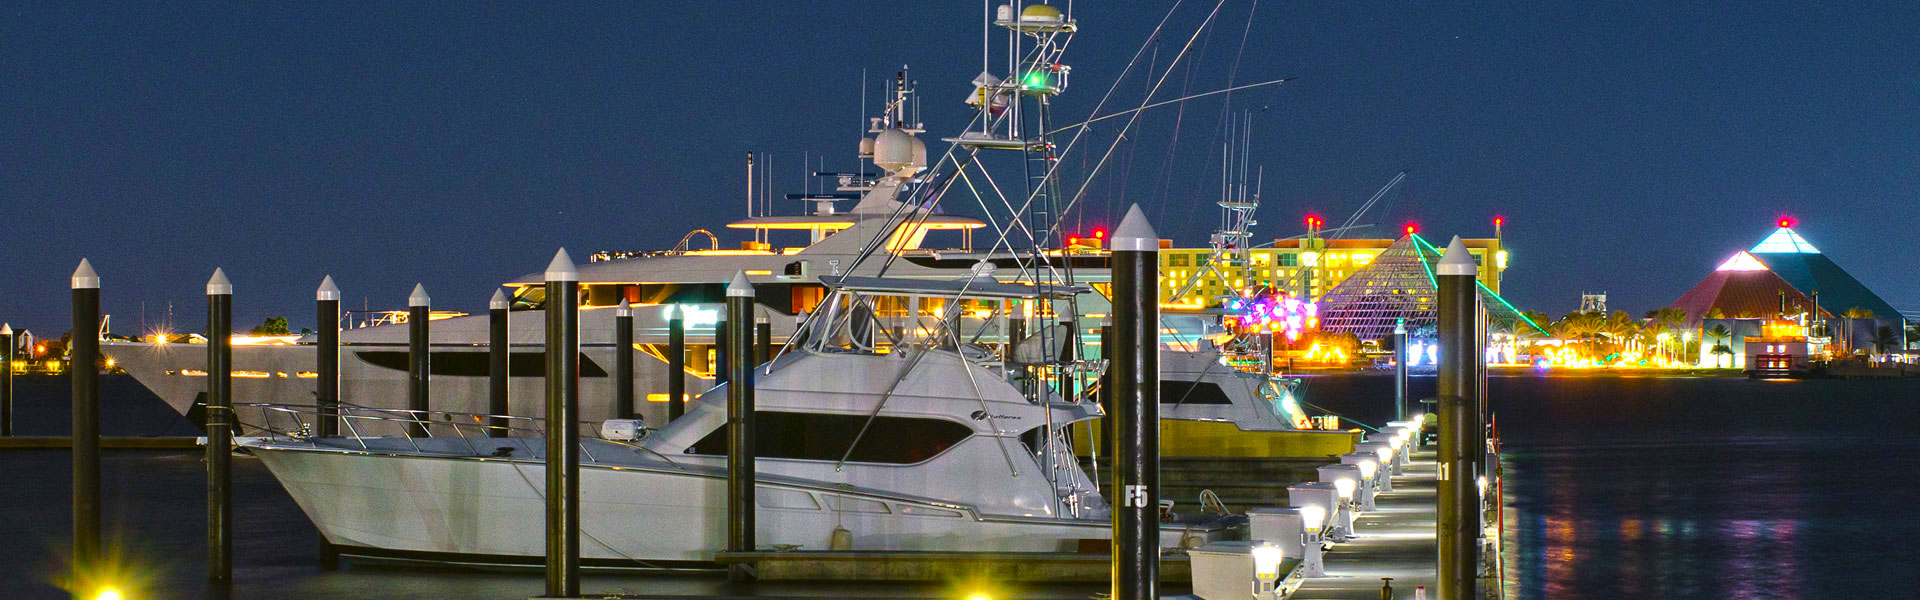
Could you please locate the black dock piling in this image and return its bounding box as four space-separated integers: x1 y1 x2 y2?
1394 318 1408 423
725 272 756 583
543 249 582 598
316 276 340 438
756 316 771 368
71 259 101 595
1109 206 1160 600
667 308 685 422
1 323 13 437
489 289 510 436
407 284 431 438
714 316 729 386
1435 236 1481 600
615 299 634 420
205 268 234 581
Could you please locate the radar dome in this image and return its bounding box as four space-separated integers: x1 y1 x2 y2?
873 128 925 174
1021 4 1063 22
908 135 928 173
858 136 876 158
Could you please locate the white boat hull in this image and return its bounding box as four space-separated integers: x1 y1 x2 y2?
252 443 1140 565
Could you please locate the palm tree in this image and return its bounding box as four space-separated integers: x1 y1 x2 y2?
1706 323 1734 367
1844 307 1876 319
1871 325 1898 357
1706 324 1732 347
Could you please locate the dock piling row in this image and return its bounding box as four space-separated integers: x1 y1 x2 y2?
407 284 430 438
725 272 757 583
205 269 234 581
488 290 509 436
70 259 102 594
316 277 341 439
1 323 12 436
667 309 686 421
542 249 582 598
1109 205 1160 600
615 299 634 420
1434 237 1483 600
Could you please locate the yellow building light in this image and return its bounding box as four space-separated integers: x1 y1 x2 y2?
1301 251 1320 267
1496 250 1509 270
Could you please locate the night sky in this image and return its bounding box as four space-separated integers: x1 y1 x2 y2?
4 2 1916 336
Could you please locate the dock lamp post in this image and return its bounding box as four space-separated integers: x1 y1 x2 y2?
1339 454 1380 510
1251 544 1285 600
725 271 758 584
1298 504 1328 577
1357 442 1396 488
1318 464 1362 539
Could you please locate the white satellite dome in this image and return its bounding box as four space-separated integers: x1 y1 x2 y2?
873 128 925 173
907 135 928 173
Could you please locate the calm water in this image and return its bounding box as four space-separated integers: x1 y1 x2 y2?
2 373 1917 599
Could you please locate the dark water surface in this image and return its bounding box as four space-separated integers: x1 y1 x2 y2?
1305 372 1920 600
3 374 1918 599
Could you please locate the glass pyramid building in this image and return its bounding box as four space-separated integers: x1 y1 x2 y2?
1747 226 1901 321
1316 234 1546 341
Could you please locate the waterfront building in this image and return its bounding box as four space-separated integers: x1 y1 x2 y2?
1662 221 1912 366
1156 232 1508 310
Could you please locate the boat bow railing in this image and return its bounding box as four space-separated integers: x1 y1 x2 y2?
233 402 685 470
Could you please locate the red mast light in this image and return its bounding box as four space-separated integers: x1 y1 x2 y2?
1778 217 1795 228
1404 223 1418 235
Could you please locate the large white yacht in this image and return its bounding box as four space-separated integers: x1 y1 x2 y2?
103 32 1302 442
237 275 1242 567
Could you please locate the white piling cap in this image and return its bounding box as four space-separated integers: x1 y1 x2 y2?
545 248 579 282
726 271 754 297
489 289 510 310
1436 236 1477 277
71 259 99 289
207 268 233 296
409 284 430 307
1111 204 1159 252
316 275 341 301
1 323 11 336
616 298 632 317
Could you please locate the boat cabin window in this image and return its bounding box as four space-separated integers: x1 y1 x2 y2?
686 411 972 465
1161 380 1233 405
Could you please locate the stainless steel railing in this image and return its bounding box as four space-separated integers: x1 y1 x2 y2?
234 402 685 469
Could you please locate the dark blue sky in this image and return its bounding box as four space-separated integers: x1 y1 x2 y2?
4 2 1916 335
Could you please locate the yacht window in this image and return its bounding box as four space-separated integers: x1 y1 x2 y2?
353 351 609 377
686 411 972 465
1161 380 1233 405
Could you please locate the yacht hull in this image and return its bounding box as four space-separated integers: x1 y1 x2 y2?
251 443 1137 565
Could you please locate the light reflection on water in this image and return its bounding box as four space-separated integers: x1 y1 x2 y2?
3 374 1918 599
1302 373 1920 600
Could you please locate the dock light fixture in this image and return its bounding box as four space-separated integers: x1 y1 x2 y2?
1298 504 1328 577
1252 544 1286 598
1333 478 1355 502
94 588 122 600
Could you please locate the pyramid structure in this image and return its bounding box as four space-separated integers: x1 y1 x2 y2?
1746 227 1902 321
1316 234 1546 341
1665 251 1824 327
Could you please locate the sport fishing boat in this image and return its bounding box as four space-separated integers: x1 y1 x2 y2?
237 270 1242 566
103 3 1313 441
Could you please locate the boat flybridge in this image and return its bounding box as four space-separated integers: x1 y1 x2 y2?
236 273 1243 566
104 88 1303 445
